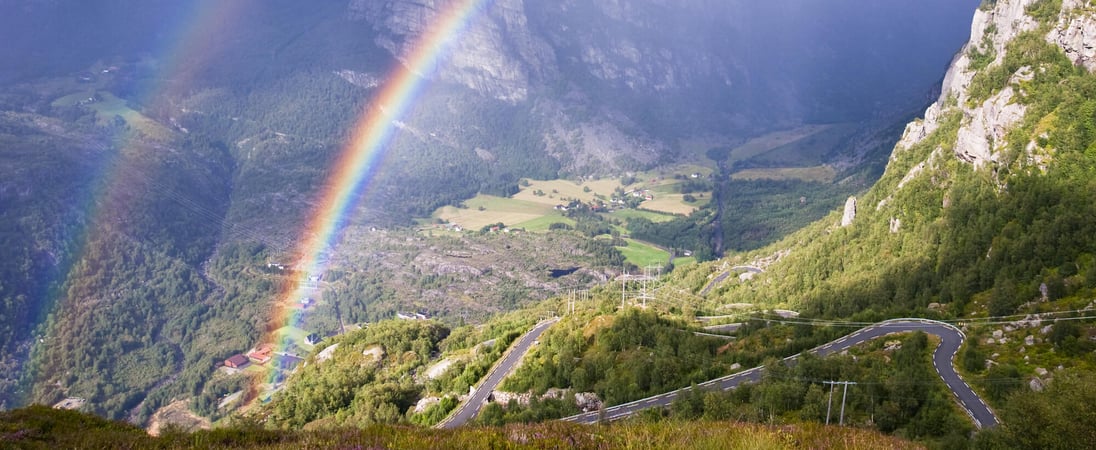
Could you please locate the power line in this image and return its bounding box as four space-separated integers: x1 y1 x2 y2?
745 311 1096 328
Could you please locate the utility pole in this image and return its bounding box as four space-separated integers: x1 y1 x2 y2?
621 269 627 309
823 381 857 425
825 381 834 425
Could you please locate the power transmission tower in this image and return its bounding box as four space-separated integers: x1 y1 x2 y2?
635 264 658 307
823 381 857 425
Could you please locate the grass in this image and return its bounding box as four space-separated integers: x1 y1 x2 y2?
678 135 741 165
433 195 557 230
607 208 678 224
431 169 710 232
726 125 838 163
617 239 670 267
513 214 575 232
731 165 837 183
642 194 708 215
672 257 697 268
51 90 171 138
746 123 859 166
270 325 314 350
512 178 621 206
1 406 922 449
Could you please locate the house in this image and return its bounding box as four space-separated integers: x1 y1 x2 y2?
248 344 274 364
397 312 428 321
306 333 322 345
300 297 314 307
224 354 250 369
308 273 322 282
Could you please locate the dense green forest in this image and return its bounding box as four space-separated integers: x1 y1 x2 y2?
0 112 104 408
626 178 858 258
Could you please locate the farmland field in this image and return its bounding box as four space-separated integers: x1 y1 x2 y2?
433 195 557 231
744 123 859 166
511 178 620 206
52 90 171 138
607 208 678 224
642 193 707 215
617 239 670 267
513 214 575 232
726 124 836 163
433 169 709 232
731 165 837 183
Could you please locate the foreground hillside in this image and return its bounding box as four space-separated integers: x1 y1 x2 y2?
0 405 921 450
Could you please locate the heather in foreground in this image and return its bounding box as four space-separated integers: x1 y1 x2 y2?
1 405 919 450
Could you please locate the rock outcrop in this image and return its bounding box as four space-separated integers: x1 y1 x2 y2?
892 0 1096 182
350 0 556 103
1051 0 1096 71
840 196 857 227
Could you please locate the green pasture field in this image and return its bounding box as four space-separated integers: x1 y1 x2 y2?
726 124 836 163
671 256 697 268
745 123 859 166
731 165 837 183
434 195 557 231
617 239 670 267
607 208 678 224
52 90 171 138
513 214 575 232
431 167 710 233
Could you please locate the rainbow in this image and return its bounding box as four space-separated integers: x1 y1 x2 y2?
32 1 251 351
260 0 495 386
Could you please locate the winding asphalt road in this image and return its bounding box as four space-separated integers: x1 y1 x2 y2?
698 272 731 296
436 317 559 429
561 319 999 429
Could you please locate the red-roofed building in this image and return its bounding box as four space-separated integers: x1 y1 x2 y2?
248 344 274 364
224 354 250 369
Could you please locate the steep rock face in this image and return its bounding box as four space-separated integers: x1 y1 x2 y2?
349 0 555 103
350 0 978 125
895 0 1096 173
954 82 1028 168
543 0 745 93
1052 0 1096 70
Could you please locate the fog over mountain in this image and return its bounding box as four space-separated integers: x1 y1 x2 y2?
2 0 977 128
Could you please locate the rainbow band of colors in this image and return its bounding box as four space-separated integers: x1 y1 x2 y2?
262 0 495 386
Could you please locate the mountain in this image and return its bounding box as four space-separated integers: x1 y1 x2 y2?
254 0 1096 447
695 0 1096 321
0 0 983 424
